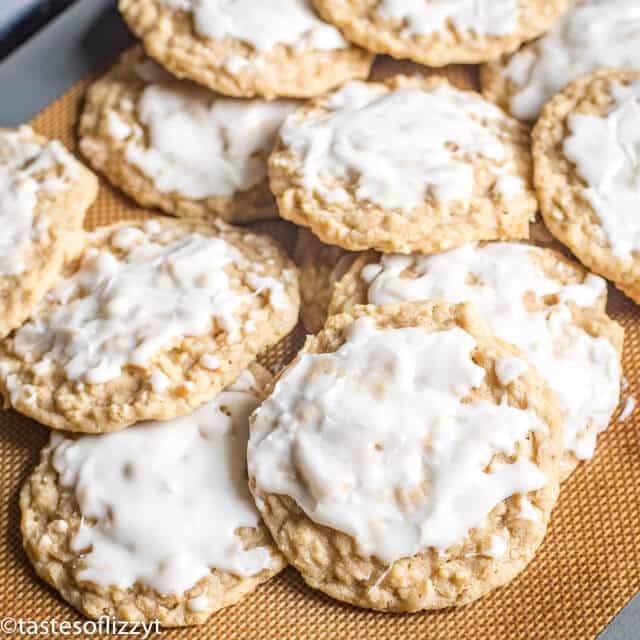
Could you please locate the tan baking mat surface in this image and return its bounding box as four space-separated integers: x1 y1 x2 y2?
1 61 639 640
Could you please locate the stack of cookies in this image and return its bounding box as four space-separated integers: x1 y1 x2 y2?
1 131 301 624
2 0 639 629
264 0 632 611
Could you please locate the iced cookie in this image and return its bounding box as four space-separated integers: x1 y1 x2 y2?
269 76 536 254
80 48 298 224
313 0 570 67
481 0 640 121
118 0 374 99
248 301 563 611
0 127 97 339
0 218 299 433
293 229 356 333
21 364 286 626
330 243 624 479
533 69 640 304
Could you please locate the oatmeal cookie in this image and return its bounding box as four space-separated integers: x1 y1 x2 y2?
79 47 298 224
269 76 536 254
313 0 570 66
248 301 563 611
21 363 286 626
532 69 640 304
0 218 299 433
0 127 97 339
118 0 374 99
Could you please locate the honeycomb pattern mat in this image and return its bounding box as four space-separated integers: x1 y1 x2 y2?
0 59 639 640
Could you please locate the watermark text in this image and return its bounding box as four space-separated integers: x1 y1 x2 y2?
0 615 161 638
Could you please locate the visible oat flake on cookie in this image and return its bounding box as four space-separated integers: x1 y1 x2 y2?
0 218 299 433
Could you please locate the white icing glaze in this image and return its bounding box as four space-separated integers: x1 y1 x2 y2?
105 111 132 142
162 0 347 53
6 373 39 406
618 395 636 421
0 126 78 276
378 0 521 37
13 224 285 385
245 272 290 311
517 496 540 522
249 318 546 563
150 369 170 393
563 80 640 259
187 594 209 611
481 534 508 559
200 354 221 370
51 381 275 594
495 357 528 385
279 80 525 210
108 82 297 200
361 243 620 460
502 0 640 120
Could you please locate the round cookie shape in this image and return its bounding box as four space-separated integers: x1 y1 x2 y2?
313 0 571 67
293 228 356 334
0 127 98 339
329 242 624 479
118 0 374 99
79 47 299 224
248 301 563 611
269 75 537 254
533 69 640 304
0 218 300 433
481 0 640 122
21 364 286 626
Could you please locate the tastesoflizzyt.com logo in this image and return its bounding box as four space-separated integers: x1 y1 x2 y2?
0 615 161 638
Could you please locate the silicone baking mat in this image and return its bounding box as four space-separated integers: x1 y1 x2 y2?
0 60 639 640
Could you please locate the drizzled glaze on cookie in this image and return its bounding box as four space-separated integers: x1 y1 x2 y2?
49 370 277 593
13 221 288 385
249 318 546 563
498 0 640 120
0 127 78 276
359 243 621 464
